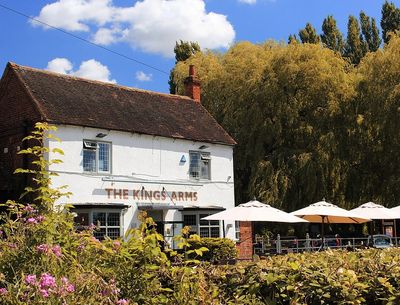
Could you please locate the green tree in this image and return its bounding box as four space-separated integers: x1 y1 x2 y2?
381 1 400 43
344 15 366 64
288 34 300 44
360 11 381 52
169 40 201 94
299 23 321 44
321 15 344 53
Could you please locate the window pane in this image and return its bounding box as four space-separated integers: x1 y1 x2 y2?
210 227 220 238
199 214 209 226
107 228 120 239
93 212 106 226
94 228 106 240
200 153 210 179
98 143 110 172
107 213 120 226
183 215 197 226
189 152 200 178
75 212 89 226
83 150 96 172
199 227 210 238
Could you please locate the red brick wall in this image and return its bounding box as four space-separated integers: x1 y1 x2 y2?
0 67 41 200
237 221 253 259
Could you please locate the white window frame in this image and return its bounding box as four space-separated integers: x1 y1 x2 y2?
183 212 220 238
189 151 211 180
74 209 122 240
83 140 112 174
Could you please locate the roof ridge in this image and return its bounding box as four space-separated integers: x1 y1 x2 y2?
8 62 193 102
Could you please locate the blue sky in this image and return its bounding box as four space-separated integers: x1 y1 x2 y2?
0 0 398 93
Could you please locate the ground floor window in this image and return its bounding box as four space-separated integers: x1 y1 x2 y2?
183 212 220 238
74 209 122 240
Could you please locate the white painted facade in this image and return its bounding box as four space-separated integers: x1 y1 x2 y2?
47 124 236 245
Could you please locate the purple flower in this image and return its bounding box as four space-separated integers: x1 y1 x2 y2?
25 274 37 285
36 244 50 254
39 273 56 289
59 277 75 294
8 243 17 249
26 217 38 224
117 299 129 305
23 205 36 213
36 215 45 223
88 223 97 230
0 288 7 295
39 289 49 298
52 245 62 257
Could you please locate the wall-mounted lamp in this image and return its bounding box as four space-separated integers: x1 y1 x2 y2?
180 155 186 163
227 176 232 182
198 145 209 150
96 132 108 138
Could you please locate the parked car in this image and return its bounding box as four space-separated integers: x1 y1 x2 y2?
367 234 393 249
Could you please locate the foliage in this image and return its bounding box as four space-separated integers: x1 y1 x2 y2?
188 237 237 263
381 1 400 43
169 40 201 94
299 22 320 44
344 15 366 65
321 15 344 53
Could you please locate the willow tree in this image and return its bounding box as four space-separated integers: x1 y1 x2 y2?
172 42 355 210
350 36 400 206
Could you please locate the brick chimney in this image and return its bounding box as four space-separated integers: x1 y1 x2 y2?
184 65 201 102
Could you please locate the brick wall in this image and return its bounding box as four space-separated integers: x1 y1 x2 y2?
236 221 253 259
0 66 41 200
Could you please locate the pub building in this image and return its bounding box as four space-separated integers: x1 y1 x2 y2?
0 62 236 247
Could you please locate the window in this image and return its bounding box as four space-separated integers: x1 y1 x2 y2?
83 140 111 173
183 213 220 238
235 221 240 240
189 151 211 179
74 210 121 240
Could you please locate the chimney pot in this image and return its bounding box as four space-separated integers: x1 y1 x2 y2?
184 65 201 102
189 65 196 77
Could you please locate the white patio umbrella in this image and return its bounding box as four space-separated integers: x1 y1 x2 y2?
202 199 308 223
350 202 394 220
390 205 400 219
291 199 370 244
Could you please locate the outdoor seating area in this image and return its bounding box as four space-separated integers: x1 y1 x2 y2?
202 199 400 259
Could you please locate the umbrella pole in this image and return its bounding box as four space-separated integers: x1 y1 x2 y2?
321 216 325 249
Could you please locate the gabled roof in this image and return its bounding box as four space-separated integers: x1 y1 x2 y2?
5 62 236 145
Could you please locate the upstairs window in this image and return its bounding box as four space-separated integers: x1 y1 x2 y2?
189 151 211 179
83 140 111 173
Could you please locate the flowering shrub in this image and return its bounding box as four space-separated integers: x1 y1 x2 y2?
3 124 400 305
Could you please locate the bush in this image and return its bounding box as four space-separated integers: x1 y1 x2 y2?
188 237 237 263
4 123 400 304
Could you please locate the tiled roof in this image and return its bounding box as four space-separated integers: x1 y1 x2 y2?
7 62 235 145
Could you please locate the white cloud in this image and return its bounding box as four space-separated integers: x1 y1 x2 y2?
238 0 257 3
46 58 116 83
46 58 73 74
135 71 152 82
33 0 235 57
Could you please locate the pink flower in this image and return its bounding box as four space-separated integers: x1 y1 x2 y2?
36 215 45 223
113 240 121 250
52 245 62 257
39 289 49 298
59 277 75 295
39 273 56 289
36 244 50 254
26 217 38 224
25 274 37 285
0 288 7 295
8 243 17 249
23 205 36 213
117 299 129 305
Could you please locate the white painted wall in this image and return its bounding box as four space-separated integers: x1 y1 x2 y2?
46 125 236 240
